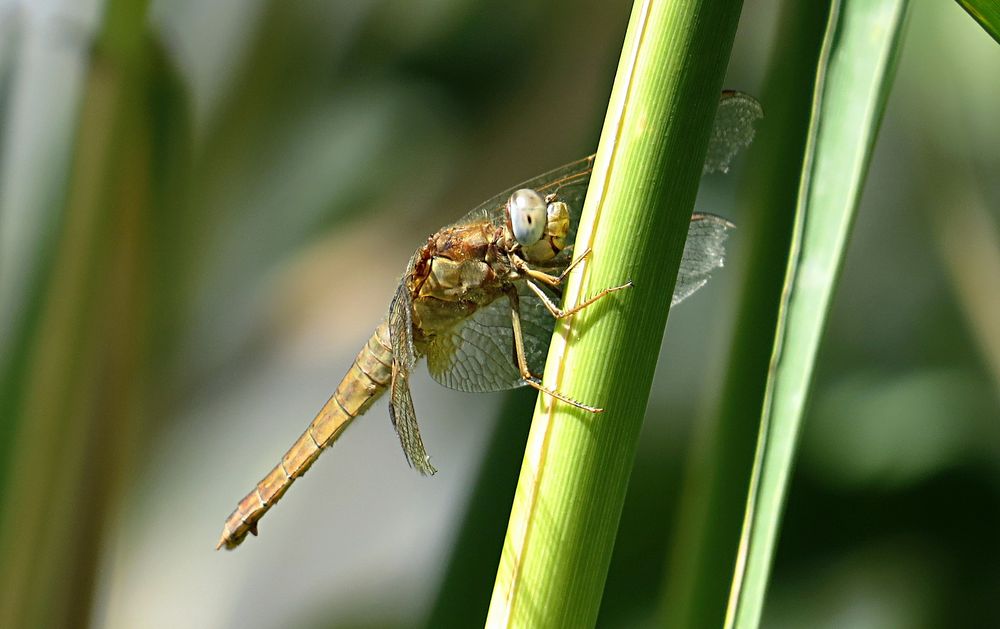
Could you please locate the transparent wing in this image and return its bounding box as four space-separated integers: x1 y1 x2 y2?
516 281 562 375
387 272 436 475
425 282 553 393
673 213 735 306
425 296 520 392
450 92 760 235
388 376 436 475
703 91 763 175
421 92 754 393
450 156 595 234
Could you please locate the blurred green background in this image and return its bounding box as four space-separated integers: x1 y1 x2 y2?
0 1 997 627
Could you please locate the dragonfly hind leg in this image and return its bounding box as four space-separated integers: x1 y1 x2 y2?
506 288 603 414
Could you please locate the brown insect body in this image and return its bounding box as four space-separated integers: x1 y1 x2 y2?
410 221 522 348
218 221 528 550
216 90 759 550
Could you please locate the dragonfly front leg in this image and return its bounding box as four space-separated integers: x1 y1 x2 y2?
514 251 632 319
506 289 603 413
516 247 592 288
524 278 633 320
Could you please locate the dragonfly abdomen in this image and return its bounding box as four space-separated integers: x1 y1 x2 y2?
217 322 394 550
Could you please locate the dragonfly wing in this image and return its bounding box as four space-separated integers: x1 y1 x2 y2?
515 281 561 375
426 282 554 393
673 213 734 306
388 274 436 475
450 156 595 242
703 91 763 175
451 91 759 234
448 91 758 242
388 372 437 475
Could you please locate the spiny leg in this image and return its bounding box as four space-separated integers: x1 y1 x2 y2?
514 248 632 317
556 247 592 282
506 289 603 413
525 278 633 320
514 247 592 288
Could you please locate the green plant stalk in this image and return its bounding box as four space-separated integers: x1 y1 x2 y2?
957 0 1000 44
0 65 140 629
725 0 910 627
0 1 168 626
424 389 535 627
486 0 744 626
659 1 829 627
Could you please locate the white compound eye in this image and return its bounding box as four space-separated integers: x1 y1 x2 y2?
508 188 547 246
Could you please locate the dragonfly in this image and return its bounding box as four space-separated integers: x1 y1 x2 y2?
217 91 762 550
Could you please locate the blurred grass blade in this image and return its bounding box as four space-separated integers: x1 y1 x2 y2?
487 0 745 626
0 1 190 626
659 1 829 627
423 390 534 627
725 1 910 627
957 0 1000 44
931 191 1000 399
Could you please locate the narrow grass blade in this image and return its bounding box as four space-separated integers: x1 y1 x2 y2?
0 2 189 625
726 1 911 627
487 0 745 626
957 0 1000 44
423 389 534 627
659 2 830 627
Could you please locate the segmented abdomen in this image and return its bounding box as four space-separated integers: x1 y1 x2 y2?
217 321 393 550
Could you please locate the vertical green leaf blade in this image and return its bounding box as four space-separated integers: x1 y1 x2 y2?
957 0 1000 44
727 1 911 627
423 390 534 627
0 1 189 626
659 2 830 627
487 0 744 626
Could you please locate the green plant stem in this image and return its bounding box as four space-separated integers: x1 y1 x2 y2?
0 2 176 626
486 1 744 626
659 2 829 627
423 389 534 627
956 0 1000 44
726 0 911 626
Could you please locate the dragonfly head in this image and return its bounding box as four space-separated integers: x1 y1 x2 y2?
506 188 570 263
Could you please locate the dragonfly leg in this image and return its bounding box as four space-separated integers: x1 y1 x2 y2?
525 278 633 320
515 249 631 312
507 289 603 413
557 247 591 282
515 249 590 288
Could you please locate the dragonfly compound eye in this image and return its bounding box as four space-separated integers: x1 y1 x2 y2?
508 188 547 246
